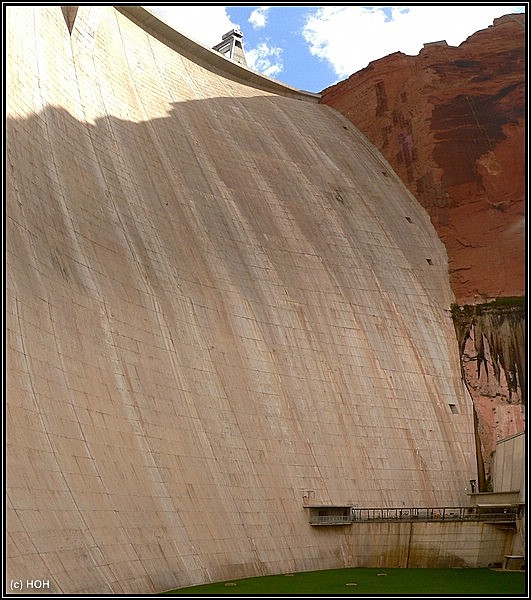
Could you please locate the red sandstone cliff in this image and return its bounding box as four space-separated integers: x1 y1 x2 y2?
321 13 525 306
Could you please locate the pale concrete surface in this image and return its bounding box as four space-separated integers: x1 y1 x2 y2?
6 6 476 594
492 432 525 499
492 432 525 557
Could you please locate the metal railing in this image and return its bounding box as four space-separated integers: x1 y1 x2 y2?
309 506 520 525
309 514 353 525
351 506 519 522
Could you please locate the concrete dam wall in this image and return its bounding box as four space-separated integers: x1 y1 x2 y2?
6 6 476 594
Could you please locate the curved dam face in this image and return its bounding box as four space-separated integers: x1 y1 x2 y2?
6 6 476 594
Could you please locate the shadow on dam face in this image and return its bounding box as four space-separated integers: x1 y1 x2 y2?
6 98 476 594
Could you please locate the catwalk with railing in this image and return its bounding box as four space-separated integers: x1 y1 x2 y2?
308 505 520 525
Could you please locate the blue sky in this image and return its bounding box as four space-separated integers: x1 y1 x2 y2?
147 5 526 93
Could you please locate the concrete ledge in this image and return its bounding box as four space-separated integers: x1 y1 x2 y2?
503 555 525 570
115 6 322 102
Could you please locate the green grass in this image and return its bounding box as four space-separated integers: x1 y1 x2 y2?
161 567 526 595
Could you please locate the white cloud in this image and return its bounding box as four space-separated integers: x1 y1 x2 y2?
246 42 283 78
249 7 270 29
145 5 239 48
302 5 526 79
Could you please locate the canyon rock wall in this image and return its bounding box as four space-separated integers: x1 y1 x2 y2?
452 300 525 485
7 6 476 594
320 14 525 306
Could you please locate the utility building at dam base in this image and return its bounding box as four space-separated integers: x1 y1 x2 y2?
5 6 524 594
